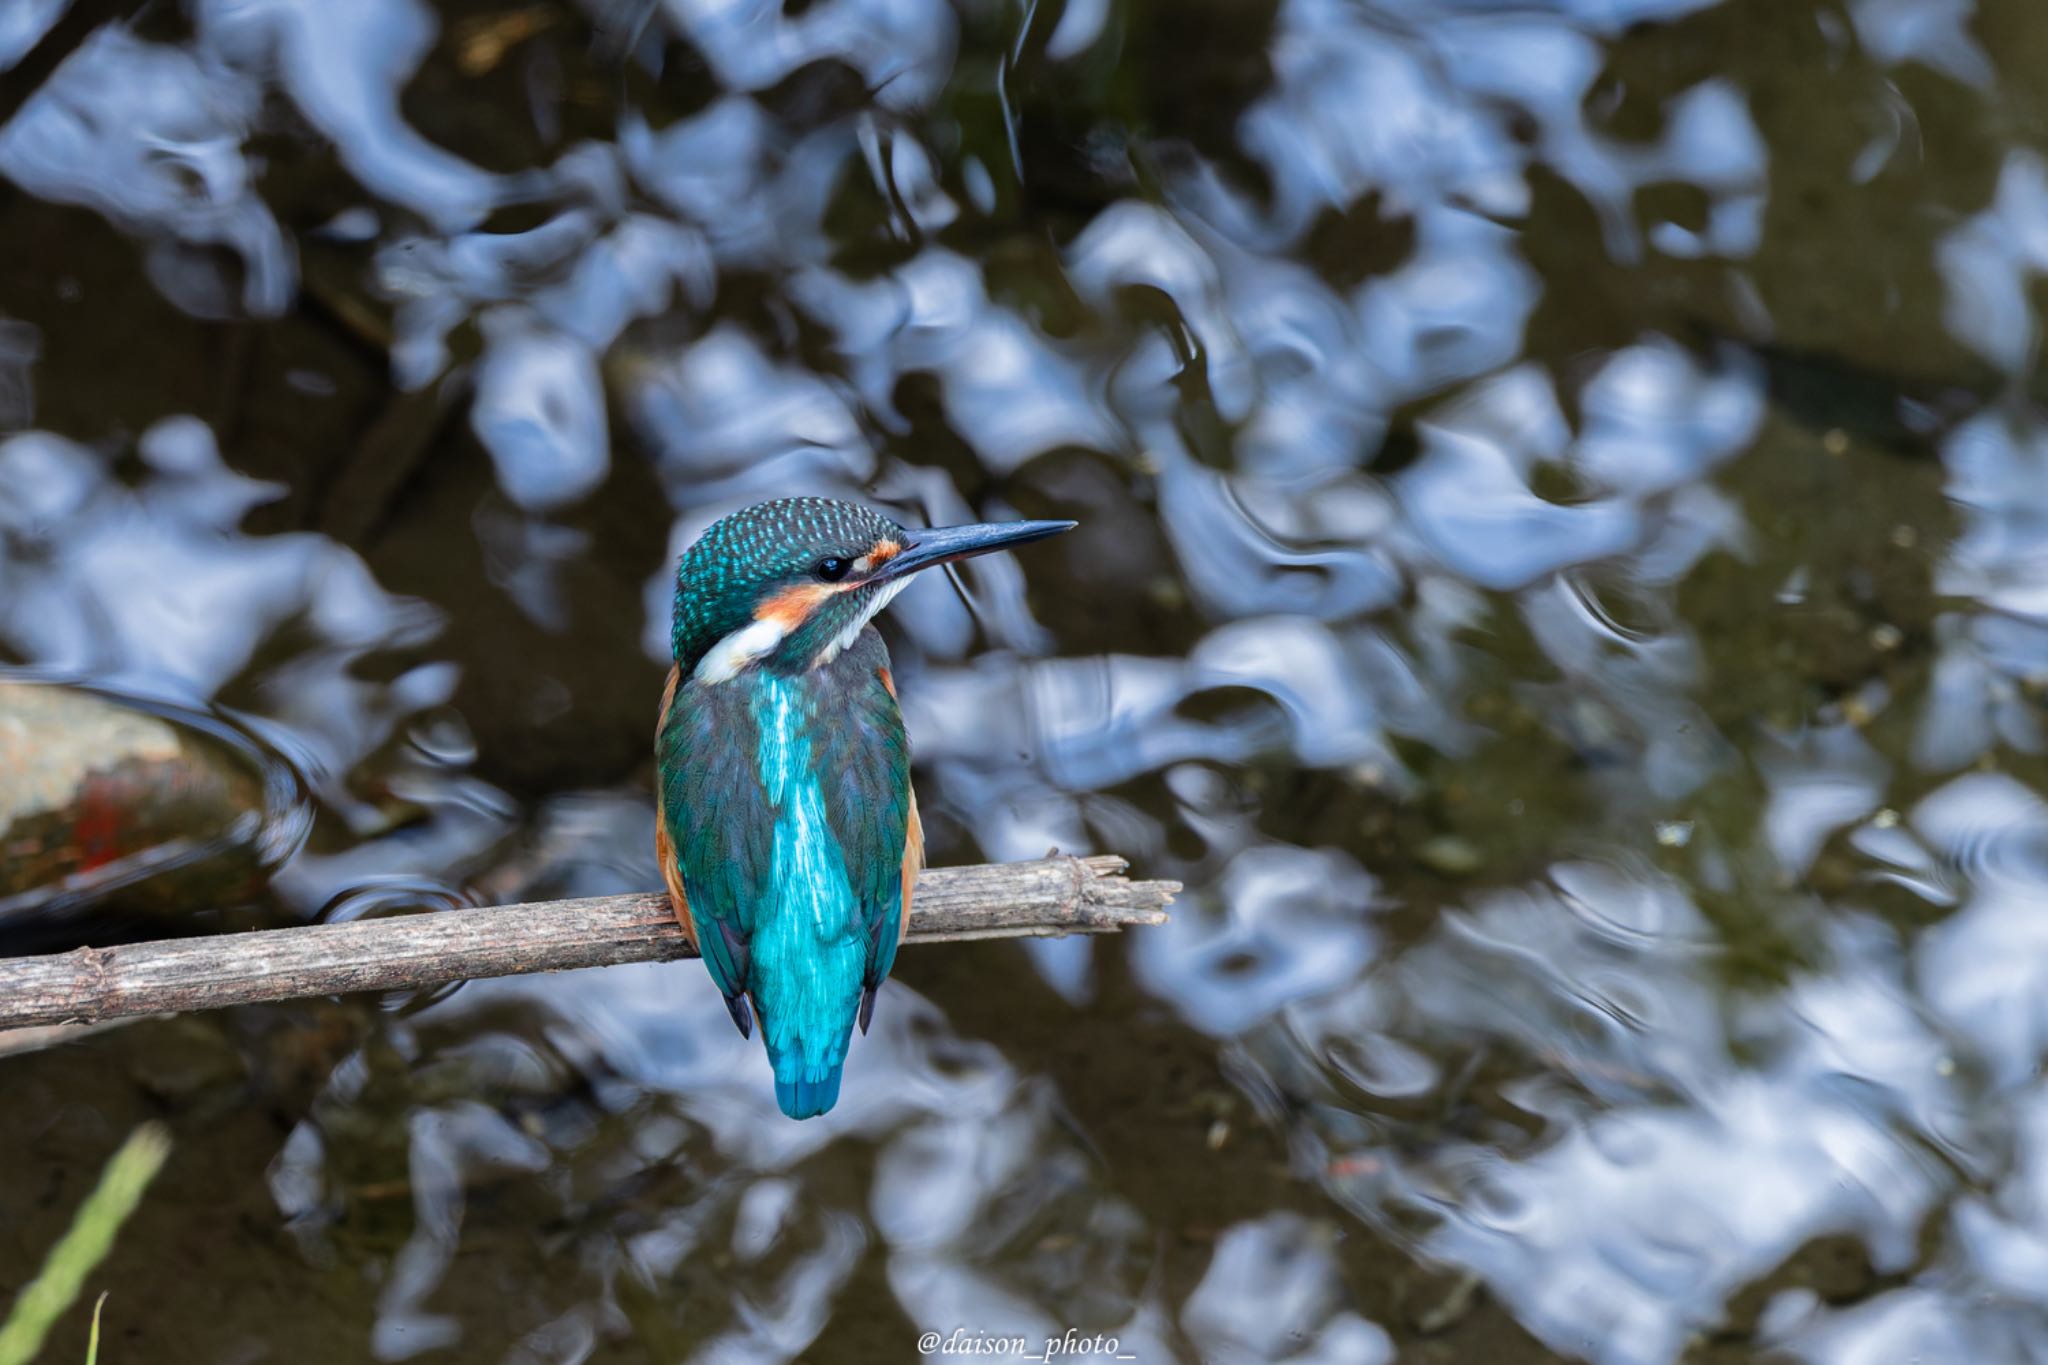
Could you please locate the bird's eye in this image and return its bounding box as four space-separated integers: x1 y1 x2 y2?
815 557 851 582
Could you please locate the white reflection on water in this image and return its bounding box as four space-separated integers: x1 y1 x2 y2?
1135 845 1379 1037
1182 1215 1393 1365
657 0 957 112
0 27 293 316
1914 387 2048 776
1913 775 2048 1086
0 419 447 787
198 0 499 231
1297 867 1966 1365
793 249 1120 469
1850 0 1993 97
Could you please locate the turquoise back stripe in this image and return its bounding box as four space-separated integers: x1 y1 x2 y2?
748 676 866 1094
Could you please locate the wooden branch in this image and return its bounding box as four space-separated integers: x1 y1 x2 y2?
0 856 1176 1030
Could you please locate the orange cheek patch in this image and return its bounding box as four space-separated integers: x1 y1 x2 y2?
756 582 838 629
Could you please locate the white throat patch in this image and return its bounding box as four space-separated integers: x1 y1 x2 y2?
816 578 911 667
693 617 787 685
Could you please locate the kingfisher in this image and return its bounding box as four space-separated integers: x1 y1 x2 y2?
655 498 1075 1118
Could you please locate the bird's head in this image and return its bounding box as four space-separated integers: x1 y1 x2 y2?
672 497 1075 682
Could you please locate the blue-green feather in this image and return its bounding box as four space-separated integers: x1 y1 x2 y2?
658 627 910 1119
809 632 912 988
658 683 770 1001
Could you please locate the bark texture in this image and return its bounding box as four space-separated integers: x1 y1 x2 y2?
0 856 1176 1029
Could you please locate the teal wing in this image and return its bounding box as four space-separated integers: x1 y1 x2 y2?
655 634 913 1047
811 629 914 1023
656 631 912 1116
657 675 773 1033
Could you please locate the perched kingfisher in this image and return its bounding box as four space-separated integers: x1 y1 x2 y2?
656 498 1075 1118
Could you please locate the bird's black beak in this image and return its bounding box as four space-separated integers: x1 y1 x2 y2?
873 518 1076 582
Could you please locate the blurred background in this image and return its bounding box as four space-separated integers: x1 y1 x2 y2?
1 0 2045 1360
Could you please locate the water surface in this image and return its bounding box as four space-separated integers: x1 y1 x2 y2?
3 0 2048 1361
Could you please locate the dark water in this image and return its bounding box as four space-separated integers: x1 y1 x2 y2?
3 0 2047 1360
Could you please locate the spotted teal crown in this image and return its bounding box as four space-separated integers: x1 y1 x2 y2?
670 498 905 673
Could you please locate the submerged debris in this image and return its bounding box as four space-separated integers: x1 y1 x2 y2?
0 679 307 927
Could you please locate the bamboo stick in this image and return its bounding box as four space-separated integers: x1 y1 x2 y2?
0 856 1176 1030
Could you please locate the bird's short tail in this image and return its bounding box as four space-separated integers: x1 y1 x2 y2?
755 971 860 1119
772 1059 844 1119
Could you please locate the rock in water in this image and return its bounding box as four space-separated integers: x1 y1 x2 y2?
0 678 308 928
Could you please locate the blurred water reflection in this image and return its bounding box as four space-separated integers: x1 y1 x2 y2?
7 0 2048 1361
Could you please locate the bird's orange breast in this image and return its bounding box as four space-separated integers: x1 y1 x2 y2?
880 667 924 942
654 663 695 947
